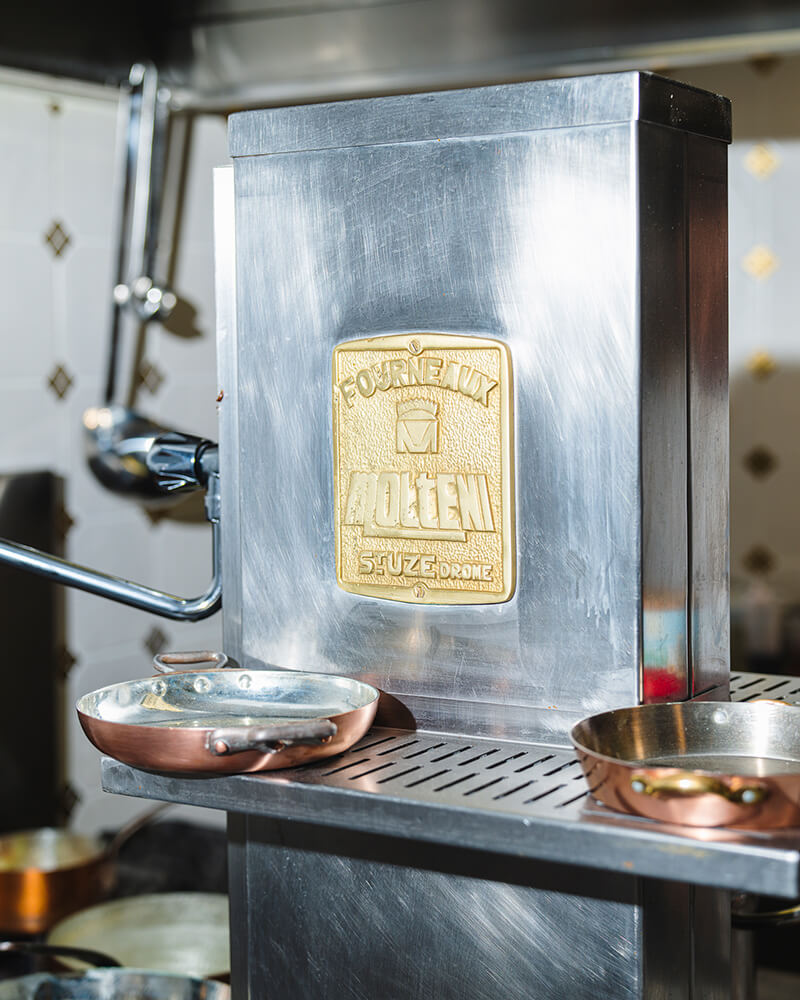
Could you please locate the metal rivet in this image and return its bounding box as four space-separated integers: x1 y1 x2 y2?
238 673 252 690
413 584 425 599
741 789 758 804
193 676 211 693
213 740 229 755
153 680 167 696
712 709 728 725
631 779 646 794
408 339 422 355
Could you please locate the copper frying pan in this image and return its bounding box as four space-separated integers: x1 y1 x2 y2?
571 700 800 829
77 653 379 775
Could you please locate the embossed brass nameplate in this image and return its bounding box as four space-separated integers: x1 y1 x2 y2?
333 333 515 604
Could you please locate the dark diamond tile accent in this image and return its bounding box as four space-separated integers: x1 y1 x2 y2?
56 644 77 679
750 54 781 75
137 359 165 395
47 363 74 400
59 783 81 821
144 626 169 657
743 545 776 575
56 504 75 539
44 220 71 257
744 446 778 480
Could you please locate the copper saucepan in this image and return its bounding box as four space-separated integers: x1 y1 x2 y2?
0 804 168 935
77 652 379 775
571 700 800 829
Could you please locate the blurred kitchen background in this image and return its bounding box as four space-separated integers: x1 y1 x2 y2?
0 3 799 838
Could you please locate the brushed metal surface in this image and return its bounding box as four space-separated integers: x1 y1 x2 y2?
166 4 793 112
227 72 730 155
101 673 800 899
687 134 730 696
222 73 730 737
228 813 642 1000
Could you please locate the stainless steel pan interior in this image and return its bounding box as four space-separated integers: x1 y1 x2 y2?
77 667 379 774
0 969 230 1000
571 700 800 828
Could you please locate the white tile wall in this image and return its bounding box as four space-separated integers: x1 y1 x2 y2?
678 58 800 658
0 69 229 833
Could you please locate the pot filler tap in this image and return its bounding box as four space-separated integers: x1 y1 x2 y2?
0 65 221 622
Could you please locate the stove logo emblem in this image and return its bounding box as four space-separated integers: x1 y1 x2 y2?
332 333 515 605
396 399 438 454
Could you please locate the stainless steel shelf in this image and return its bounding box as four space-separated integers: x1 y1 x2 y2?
101 672 800 898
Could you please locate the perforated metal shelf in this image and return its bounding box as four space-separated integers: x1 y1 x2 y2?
102 672 800 897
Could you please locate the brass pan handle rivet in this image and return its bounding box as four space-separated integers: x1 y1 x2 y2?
193 676 211 693
631 779 646 794
213 740 229 755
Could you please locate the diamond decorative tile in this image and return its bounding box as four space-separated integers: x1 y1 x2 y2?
742 244 780 281
56 503 75 539
743 545 776 575
59 783 81 821
44 220 72 258
744 143 781 180
749 54 782 76
46 363 75 400
56 644 77 679
744 445 778 480
144 506 168 526
137 359 165 395
144 625 169 657
747 350 778 380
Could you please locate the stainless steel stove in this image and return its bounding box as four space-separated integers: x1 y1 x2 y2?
99 71 799 999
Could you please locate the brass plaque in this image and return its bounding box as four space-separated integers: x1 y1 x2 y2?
333 333 515 604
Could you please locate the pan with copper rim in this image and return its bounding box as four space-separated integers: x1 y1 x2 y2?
571 700 800 829
76 656 379 775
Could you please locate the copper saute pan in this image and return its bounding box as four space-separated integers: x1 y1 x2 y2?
77 652 379 774
571 700 800 829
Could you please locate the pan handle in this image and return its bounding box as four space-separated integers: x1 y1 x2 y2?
629 771 769 805
153 650 229 673
0 941 122 967
732 900 800 929
208 719 337 756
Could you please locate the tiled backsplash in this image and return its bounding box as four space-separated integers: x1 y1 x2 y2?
680 57 800 674
0 69 228 832
2 56 800 832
